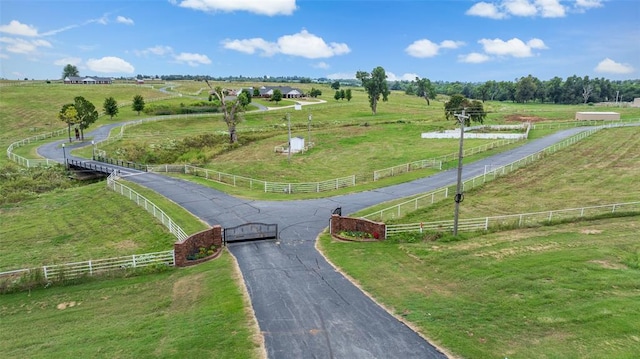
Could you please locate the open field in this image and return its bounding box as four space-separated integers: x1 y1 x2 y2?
319 217 640 358
0 258 263 359
383 126 640 223
318 126 640 358
0 181 209 272
2 81 640 358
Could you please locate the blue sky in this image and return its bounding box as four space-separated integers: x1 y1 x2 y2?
1 0 638 82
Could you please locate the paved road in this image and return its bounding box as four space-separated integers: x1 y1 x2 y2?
37 125 593 358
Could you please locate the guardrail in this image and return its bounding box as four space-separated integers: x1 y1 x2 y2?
385 201 640 236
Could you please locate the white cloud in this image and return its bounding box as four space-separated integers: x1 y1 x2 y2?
458 53 491 63
536 0 565 17
0 37 51 54
177 0 297 16
223 30 350 59
86 56 134 73
405 39 464 58
54 57 82 66
466 2 506 19
135 45 174 57
386 72 419 82
174 52 211 66
313 61 329 69
466 0 571 19
116 16 134 25
594 58 634 74
222 38 279 56
504 0 537 16
277 30 350 59
0 20 39 36
479 37 547 57
575 0 603 10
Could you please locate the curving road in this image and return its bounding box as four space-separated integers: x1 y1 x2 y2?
37 123 593 358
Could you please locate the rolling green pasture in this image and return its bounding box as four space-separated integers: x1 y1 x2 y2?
320 217 640 359
0 82 172 166
319 126 640 358
384 127 640 223
0 182 207 271
0 257 263 359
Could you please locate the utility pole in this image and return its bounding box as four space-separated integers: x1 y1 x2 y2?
453 109 469 236
308 113 312 145
286 112 292 163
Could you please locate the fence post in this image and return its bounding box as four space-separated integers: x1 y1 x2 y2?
43 266 49 281
132 254 137 268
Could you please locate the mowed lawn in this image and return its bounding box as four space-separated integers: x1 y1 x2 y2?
0 258 264 359
319 127 640 358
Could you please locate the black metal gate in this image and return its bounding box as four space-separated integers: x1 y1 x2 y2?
223 223 278 245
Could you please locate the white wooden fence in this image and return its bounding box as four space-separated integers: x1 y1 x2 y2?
106 172 188 241
385 201 640 236
0 251 175 283
364 126 604 221
148 164 358 193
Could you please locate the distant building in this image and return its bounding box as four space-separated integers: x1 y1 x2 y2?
258 86 303 98
64 76 113 84
575 112 620 121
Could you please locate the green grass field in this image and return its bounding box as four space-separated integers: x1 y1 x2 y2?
318 127 640 359
0 258 264 359
2 81 640 358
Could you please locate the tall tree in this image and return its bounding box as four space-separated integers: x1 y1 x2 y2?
209 85 248 144
271 88 283 104
356 66 390 115
58 103 77 143
331 81 340 90
444 94 486 125
334 90 342 101
74 96 98 141
62 64 79 79
132 95 145 115
546 76 563 104
515 75 537 103
415 76 436 105
103 97 119 120
345 88 352 102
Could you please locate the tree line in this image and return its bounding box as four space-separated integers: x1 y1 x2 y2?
397 75 640 105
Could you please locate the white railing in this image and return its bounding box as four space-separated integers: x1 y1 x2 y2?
6 128 68 167
385 201 640 236
106 172 188 241
0 250 175 283
148 164 358 194
364 126 604 221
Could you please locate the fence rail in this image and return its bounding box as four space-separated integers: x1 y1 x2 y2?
385 201 640 236
0 250 175 283
106 172 188 241
364 126 605 221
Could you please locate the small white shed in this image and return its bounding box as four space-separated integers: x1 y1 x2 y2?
290 137 305 153
575 112 620 121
